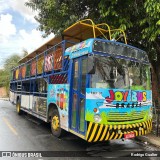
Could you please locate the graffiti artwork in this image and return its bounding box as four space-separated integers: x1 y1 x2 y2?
85 88 152 125
47 84 69 130
64 39 94 58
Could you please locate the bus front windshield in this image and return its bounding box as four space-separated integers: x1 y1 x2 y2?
90 56 151 90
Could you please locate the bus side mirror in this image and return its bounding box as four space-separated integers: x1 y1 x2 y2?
88 56 95 74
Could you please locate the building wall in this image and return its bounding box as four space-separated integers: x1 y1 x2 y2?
0 87 7 98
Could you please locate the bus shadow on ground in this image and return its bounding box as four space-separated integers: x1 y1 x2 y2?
21 113 155 159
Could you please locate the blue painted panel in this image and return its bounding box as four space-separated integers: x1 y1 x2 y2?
69 57 87 135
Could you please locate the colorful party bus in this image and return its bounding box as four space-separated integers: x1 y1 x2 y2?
10 19 152 142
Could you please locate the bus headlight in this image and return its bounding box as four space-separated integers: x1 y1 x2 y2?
94 114 101 123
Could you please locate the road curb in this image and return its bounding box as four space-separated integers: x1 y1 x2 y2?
135 134 160 148
0 98 9 101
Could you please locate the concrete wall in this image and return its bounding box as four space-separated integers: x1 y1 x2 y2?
0 87 7 98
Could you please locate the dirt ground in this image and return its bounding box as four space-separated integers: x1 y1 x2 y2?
0 87 7 98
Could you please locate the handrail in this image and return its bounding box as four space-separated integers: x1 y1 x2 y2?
12 41 66 80
64 19 96 38
80 19 96 38
95 23 112 40
11 19 128 81
95 23 127 44
110 29 127 44
10 89 47 95
94 26 108 40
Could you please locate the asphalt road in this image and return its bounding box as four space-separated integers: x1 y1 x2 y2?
0 99 159 160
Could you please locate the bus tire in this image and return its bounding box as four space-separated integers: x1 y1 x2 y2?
51 109 65 138
16 100 22 115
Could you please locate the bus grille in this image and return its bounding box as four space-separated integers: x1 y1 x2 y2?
107 111 146 122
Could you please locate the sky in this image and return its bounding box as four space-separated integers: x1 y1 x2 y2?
0 0 54 69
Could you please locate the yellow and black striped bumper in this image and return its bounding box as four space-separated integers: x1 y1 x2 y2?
86 119 152 142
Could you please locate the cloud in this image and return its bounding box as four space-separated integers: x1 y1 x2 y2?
0 1 9 13
9 0 38 24
0 14 16 42
0 27 54 68
18 29 54 53
0 0 54 69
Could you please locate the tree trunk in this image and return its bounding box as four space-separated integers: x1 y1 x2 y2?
151 38 160 107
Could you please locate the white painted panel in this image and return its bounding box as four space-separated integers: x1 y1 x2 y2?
32 96 47 115
21 95 30 109
29 95 33 110
9 91 14 102
14 93 17 104
32 96 38 112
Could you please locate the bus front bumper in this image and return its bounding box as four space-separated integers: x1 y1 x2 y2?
86 119 152 142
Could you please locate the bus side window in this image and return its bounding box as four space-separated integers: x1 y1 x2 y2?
37 79 47 96
34 79 39 93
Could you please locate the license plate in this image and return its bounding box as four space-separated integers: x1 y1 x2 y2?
124 132 135 139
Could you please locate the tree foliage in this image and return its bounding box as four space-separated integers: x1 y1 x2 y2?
98 0 160 61
25 0 101 36
0 48 28 93
25 0 159 46
25 0 160 103
0 54 21 95
0 70 9 87
4 54 21 73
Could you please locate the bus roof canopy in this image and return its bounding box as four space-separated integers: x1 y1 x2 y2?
19 19 127 63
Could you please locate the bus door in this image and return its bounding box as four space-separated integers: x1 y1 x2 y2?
70 56 88 135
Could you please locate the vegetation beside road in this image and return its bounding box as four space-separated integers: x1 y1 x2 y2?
0 50 28 96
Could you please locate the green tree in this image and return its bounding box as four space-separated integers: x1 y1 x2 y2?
1 54 21 96
0 49 28 96
25 0 100 36
26 0 160 103
4 54 21 72
25 0 159 49
0 70 9 87
98 0 160 104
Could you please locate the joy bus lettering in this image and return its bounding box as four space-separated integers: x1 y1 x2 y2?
132 91 147 102
105 90 147 103
105 90 128 103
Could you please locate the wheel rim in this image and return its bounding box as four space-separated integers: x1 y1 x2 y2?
52 115 60 131
16 103 20 113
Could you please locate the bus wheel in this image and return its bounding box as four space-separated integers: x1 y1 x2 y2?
16 100 22 115
51 109 64 137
